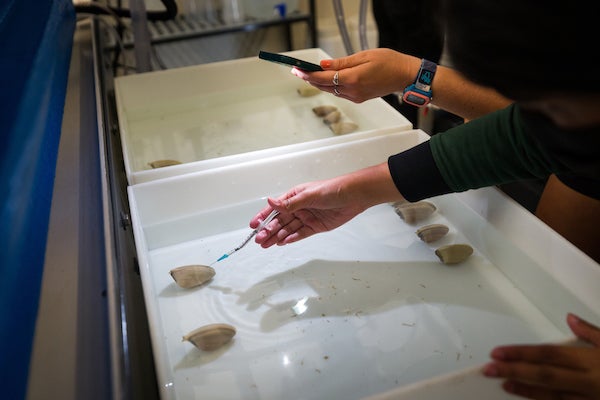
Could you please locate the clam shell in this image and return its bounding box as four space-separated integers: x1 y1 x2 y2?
169 265 215 289
394 201 437 224
329 121 358 135
297 85 321 97
183 323 236 351
312 105 338 116
322 110 342 125
435 244 473 265
416 224 449 243
148 159 181 168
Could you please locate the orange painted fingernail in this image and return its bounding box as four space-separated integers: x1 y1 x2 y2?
320 60 332 68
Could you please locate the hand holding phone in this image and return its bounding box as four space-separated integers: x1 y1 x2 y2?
258 50 323 72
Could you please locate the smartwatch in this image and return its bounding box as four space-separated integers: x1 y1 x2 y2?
402 59 437 107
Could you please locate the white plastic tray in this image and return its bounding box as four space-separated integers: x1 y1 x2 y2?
127 130 599 399
114 48 412 184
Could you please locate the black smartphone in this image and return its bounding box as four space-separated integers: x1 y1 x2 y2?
258 50 323 71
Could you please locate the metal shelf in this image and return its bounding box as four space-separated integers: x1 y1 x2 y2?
120 1 316 50
91 4 317 398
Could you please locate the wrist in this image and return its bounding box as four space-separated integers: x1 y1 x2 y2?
344 164 405 210
397 55 424 93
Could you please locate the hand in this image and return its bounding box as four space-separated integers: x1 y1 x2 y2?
249 179 368 248
291 48 420 103
249 164 404 248
483 313 600 399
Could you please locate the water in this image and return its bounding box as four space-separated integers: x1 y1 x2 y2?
138 200 577 400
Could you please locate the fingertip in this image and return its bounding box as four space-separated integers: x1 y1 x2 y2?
566 313 600 342
482 362 499 377
267 197 281 208
320 59 332 69
291 67 309 80
490 347 507 360
566 312 580 326
502 380 517 394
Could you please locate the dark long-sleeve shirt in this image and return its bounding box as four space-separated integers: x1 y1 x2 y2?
388 104 600 201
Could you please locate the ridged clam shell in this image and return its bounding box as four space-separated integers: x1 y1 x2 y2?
312 105 338 116
322 110 342 125
416 224 449 243
329 121 358 135
148 159 181 168
435 244 473 265
169 265 215 289
183 323 236 351
394 201 437 224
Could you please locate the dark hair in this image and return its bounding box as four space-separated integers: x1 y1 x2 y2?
443 0 599 100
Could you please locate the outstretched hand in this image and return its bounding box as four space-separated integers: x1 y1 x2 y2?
249 179 368 248
483 313 600 399
291 48 419 103
249 164 403 247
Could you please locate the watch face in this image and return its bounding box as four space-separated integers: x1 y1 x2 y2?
403 91 428 107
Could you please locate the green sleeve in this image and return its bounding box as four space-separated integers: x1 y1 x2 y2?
429 104 564 192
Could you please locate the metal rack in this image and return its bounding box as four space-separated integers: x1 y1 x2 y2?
115 1 316 51
91 3 317 398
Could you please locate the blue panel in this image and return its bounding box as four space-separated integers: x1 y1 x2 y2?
0 0 75 398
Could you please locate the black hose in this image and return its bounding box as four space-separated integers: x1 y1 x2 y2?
75 0 177 21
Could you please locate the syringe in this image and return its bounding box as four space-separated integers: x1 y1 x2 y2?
211 209 280 265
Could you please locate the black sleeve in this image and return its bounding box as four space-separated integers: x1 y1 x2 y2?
388 105 600 201
387 141 452 201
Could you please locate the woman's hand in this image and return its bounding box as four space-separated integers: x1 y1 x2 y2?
250 164 404 248
291 48 420 103
483 313 600 399
249 179 367 248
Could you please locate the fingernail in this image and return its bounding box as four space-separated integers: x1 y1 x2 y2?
320 60 332 68
291 68 309 80
567 313 580 325
491 348 506 360
482 363 499 377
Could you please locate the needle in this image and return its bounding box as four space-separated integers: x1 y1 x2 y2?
211 210 280 265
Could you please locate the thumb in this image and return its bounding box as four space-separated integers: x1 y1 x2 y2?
567 313 600 346
268 188 314 214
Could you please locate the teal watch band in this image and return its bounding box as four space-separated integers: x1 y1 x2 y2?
402 59 437 107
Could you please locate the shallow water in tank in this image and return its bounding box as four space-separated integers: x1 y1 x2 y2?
124 81 407 173
140 198 570 400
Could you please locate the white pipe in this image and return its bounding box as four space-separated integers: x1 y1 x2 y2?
332 0 354 55
358 0 369 50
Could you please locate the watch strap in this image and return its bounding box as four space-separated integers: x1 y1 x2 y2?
402 59 437 107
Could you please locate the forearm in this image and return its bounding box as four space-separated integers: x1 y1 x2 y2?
431 66 512 120
397 55 512 120
341 163 406 209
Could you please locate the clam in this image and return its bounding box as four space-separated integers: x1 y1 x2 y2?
148 159 181 168
394 201 437 224
329 121 358 135
183 323 236 351
312 105 338 117
169 265 215 289
297 85 321 97
322 110 341 125
416 224 449 243
435 244 473 265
